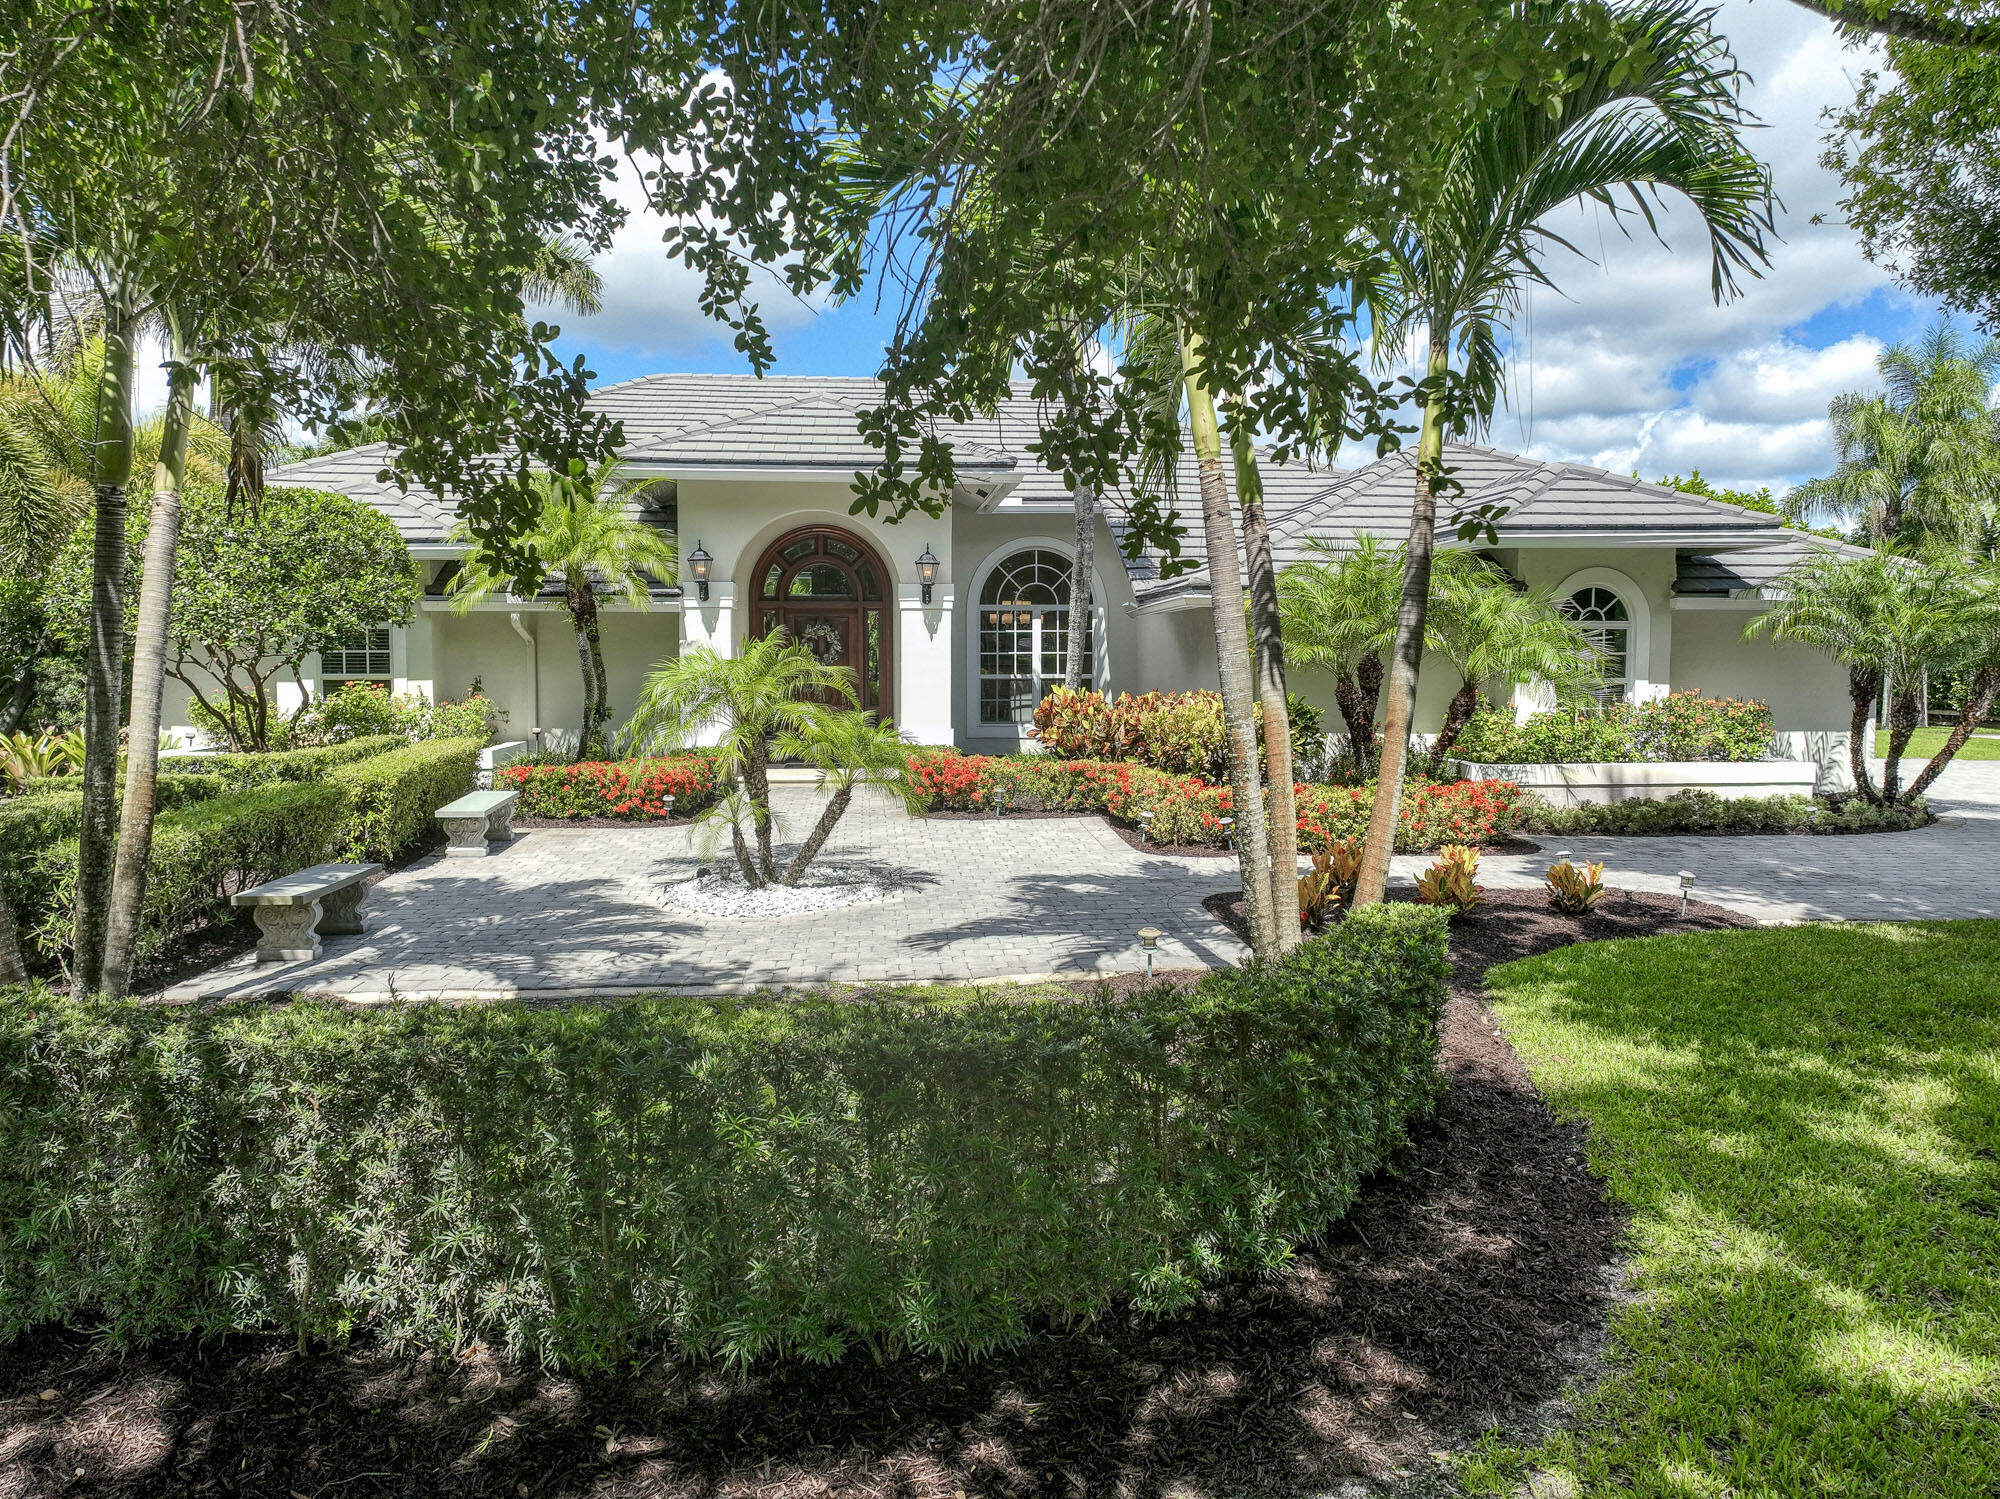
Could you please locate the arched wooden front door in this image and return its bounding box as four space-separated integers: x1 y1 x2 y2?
748 525 893 714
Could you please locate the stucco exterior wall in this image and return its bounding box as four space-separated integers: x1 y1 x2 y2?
1667 605 1849 730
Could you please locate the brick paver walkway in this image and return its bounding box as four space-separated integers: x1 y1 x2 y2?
175 788 1252 1000
171 759 2000 999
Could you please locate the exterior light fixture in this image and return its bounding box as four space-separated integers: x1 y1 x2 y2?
1138 925 1163 981
1137 810 1155 843
689 542 712 601
1678 868 1695 916
1555 849 1573 866
916 543 940 604
992 783 1009 817
661 795 675 820
1218 815 1234 851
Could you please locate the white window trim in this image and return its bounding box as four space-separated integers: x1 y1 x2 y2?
1552 565 1651 703
963 536 1107 740
313 624 403 695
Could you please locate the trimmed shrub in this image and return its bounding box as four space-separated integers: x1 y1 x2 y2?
169 734 406 789
0 905 1449 1367
1030 687 1228 777
1522 789 1930 836
1452 693 1776 765
495 756 720 820
326 737 483 862
905 750 1526 851
288 682 503 747
27 782 348 964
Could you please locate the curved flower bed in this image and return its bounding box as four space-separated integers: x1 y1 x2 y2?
905 750 1524 852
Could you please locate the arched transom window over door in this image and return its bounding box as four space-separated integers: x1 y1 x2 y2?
1562 585 1631 702
978 547 1095 725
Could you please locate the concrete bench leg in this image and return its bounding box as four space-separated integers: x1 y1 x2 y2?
316 883 368 937
441 812 492 856
484 802 516 846
253 901 323 963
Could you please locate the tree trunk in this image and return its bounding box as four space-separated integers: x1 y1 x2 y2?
566 587 599 763
1357 653 1383 739
0 627 52 734
73 304 139 994
1847 666 1881 804
1332 671 1373 776
102 345 196 998
1229 416 1299 950
1063 484 1097 692
742 735 778 882
583 597 611 752
1426 680 1481 775
783 783 853 885
1906 666 1998 800
1882 685 1921 802
1180 328 1277 960
729 808 763 888
1354 337 1449 907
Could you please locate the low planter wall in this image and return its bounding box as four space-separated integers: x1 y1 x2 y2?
1449 756 1822 807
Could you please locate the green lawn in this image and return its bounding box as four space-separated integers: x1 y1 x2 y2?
1460 922 2000 1498
1875 726 2000 761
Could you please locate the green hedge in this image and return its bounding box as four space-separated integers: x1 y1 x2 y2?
31 783 348 964
5 738 484 969
167 734 406 788
326 736 482 861
0 905 1449 1367
1522 789 1932 836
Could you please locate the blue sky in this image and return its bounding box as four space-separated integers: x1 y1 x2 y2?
543 0 1956 496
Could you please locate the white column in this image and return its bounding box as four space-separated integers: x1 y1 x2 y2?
395 616 436 700
679 582 735 746
896 582 955 745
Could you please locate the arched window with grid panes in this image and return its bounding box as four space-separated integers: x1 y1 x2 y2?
976 547 1095 725
1562 585 1631 702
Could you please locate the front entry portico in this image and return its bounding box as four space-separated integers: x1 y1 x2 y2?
748 525 895 716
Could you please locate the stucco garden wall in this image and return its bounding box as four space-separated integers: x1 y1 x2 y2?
1666 605 1850 730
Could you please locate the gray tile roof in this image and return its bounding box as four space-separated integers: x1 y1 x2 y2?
269 384 1805 594
1130 443 1799 604
1675 532 1875 595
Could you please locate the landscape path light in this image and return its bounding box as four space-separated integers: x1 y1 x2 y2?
1138 925 1162 981
1679 869 1696 917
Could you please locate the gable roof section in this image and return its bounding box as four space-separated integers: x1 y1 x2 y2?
265 443 453 545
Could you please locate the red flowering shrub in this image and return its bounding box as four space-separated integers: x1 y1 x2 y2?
495 757 719 820
905 750 1524 851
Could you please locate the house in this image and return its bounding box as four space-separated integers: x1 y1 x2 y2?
183 373 1859 768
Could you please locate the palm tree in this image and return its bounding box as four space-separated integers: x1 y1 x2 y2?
772 711 926 885
1786 324 2000 553
1744 550 1985 803
1347 0 1774 904
628 632 854 884
1275 535 1401 774
1422 554 1603 773
449 462 677 761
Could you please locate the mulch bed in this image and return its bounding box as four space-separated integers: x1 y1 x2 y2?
0 892 1751 1498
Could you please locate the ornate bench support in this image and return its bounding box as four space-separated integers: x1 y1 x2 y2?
253 901 325 963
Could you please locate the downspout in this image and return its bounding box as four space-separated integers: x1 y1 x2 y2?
509 611 540 750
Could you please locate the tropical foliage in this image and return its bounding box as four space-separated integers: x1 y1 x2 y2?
1785 324 2000 552
630 634 907 888
448 464 677 761
1747 550 2000 804
1347 0 1774 905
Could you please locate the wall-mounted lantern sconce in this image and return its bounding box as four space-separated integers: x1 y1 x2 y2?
688 542 712 602
916 544 940 604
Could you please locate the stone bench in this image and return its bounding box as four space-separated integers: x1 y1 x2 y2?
233 862 383 964
435 788 519 856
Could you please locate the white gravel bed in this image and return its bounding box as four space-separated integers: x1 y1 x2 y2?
662 866 896 919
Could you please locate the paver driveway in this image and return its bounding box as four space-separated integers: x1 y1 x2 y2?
1436 757 2000 924
171 757 2000 1000
174 788 1252 1000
